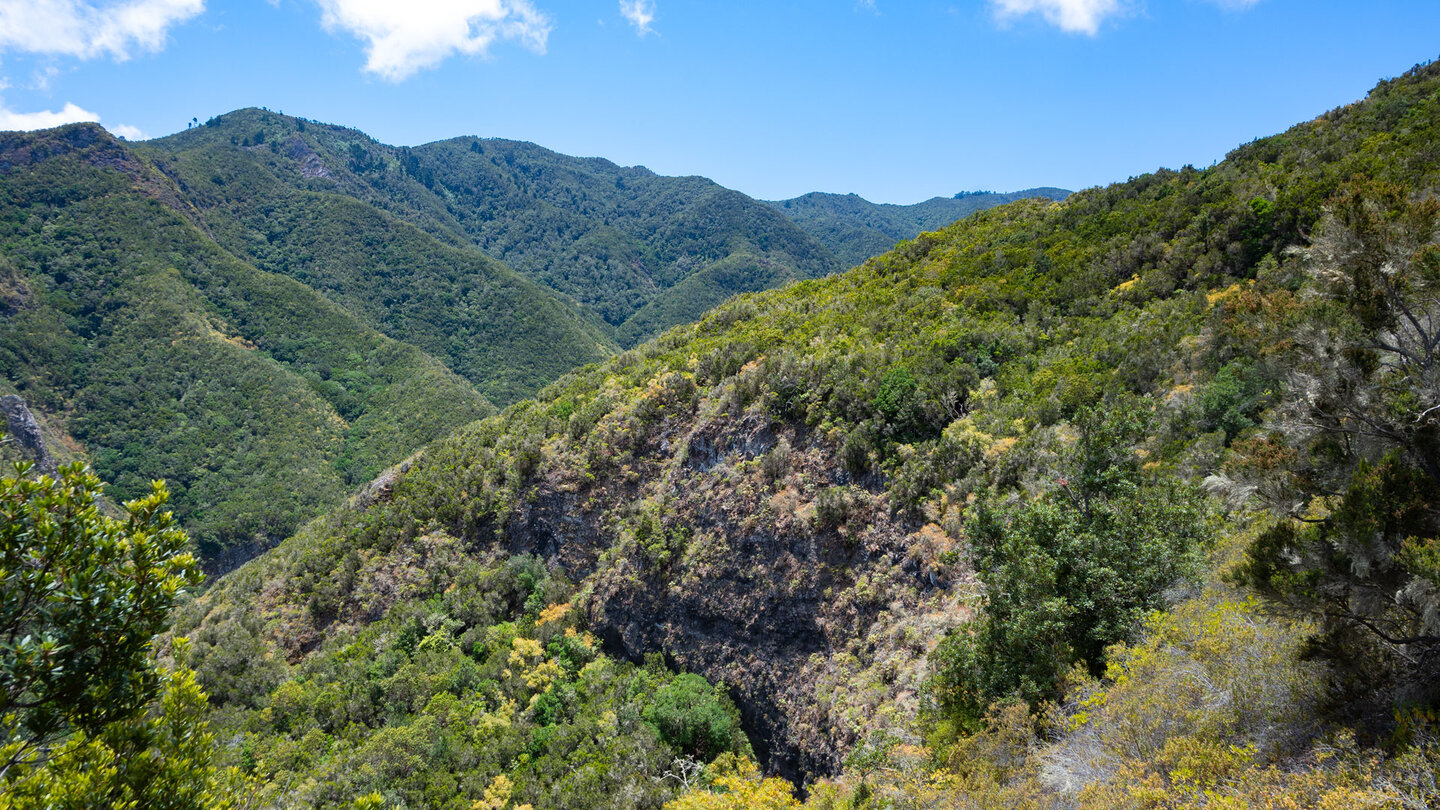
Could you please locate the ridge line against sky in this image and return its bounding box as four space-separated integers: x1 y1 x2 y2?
0 1 1436 203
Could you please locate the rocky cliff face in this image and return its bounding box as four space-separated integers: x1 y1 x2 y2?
498 414 959 780
190 349 976 783
1 395 54 474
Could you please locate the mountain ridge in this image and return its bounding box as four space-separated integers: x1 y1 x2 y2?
768 187 1072 267
143 110 1065 347
0 122 502 560
0 111 1066 569
144 111 842 347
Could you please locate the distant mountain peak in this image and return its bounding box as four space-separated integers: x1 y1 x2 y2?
768 186 1072 267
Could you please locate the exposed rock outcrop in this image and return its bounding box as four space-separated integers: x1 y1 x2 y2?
285 134 333 179
0 123 207 229
2 395 55 474
488 412 958 783
0 259 29 316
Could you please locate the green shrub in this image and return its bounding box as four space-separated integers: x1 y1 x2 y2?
643 674 742 761
930 404 1212 728
1198 360 1271 440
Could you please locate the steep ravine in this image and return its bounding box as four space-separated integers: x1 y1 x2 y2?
498 416 946 781
190 358 972 786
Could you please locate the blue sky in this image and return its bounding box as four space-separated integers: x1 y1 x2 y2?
0 1 1437 203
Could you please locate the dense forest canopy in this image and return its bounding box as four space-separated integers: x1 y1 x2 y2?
0 125 501 560
144 116 840 347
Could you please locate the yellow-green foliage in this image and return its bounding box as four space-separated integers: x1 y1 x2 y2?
1053 520 1322 763
803 521 1440 808
0 651 257 810
200 554 750 810
664 755 801 810
806 707 1049 809
1072 730 1434 809
1043 561 1326 803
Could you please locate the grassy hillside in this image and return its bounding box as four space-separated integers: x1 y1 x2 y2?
769 187 1071 268
181 60 1440 808
0 124 493 561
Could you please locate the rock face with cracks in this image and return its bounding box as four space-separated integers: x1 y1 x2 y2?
188 376 973 785
476 412 959 781
1 395 54 474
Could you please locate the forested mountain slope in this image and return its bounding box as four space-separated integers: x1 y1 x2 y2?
410 137 843 346
181 60 1440 810
142 111 1069 359
145 113 844 347
0 124 494 562
138 115 617 406
769 187 1071 268
0 109 1063 575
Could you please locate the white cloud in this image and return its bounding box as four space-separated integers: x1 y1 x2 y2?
0 95 143 139
619 0 654 35
32 66 62 91
0 0 204 61
316 0 553 82
0 100 99 130
989 0 1123 35
107 122 145 139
